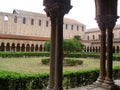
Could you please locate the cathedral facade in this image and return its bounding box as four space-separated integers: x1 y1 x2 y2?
0 9 85 52
1 9 120 53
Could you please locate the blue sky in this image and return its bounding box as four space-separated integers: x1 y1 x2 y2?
0 0 120 29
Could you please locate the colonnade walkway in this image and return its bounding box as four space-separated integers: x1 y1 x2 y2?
68 80 120 90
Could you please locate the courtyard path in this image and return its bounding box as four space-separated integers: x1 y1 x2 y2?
68 80 120 90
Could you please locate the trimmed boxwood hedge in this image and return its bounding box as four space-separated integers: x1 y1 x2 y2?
0 66 120 90
41 58 83 66
0 52 120 62
0 52 50 58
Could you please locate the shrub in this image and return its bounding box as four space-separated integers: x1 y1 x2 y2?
0 67 120 89
0 52 50 58
64 59 83 66
41 58 83 66
41 58 49 65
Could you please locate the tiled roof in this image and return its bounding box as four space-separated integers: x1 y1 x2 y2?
64 18 83 25
86 24 120 33
13 9 47 18
13 9 83 24
0 34 50 41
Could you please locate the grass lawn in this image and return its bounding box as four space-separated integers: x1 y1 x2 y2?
0 57 120 74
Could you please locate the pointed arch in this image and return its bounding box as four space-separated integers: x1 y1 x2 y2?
6 43 10 51
35 44 38 52
116 46 119 53
0 42 5 51
39 44 42 51
11 43 15 52
21 44 25 52
26 44 30 52
16 43 20 52
31 44 34 52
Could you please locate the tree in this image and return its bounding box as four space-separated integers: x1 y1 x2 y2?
63 39 79 56
44 35 84 54
44 41 50 51
73 35 85 51
73 35 81 41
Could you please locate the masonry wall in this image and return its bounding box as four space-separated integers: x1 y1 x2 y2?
84 25 120 53
0 10 85 52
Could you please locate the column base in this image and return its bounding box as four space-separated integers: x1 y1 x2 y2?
53 87 63 90
94 78 104 85
94 80 119 90
102 79 119 90
46 85 54 90
102 83 119 90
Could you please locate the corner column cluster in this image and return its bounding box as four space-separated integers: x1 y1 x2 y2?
95 0 119 89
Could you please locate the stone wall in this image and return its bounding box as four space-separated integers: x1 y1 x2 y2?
0 9 85 52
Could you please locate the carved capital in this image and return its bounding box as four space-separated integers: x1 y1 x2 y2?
95 16 106 30
95 15 119 30
44 2 72 18
105 15 119 30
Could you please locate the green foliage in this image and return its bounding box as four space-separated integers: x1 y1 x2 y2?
44 36 85 57
73 35 81 41
0 71 49 90
73 35 85 51
63 39 79 55
41 58 83 66
64 59 83 66
0 52 120 62
41 58 49 65
67 52 100 58
44 41 50 51
0 52 50 58
0 67 120 89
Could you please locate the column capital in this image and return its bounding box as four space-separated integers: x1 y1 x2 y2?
95 15 119 30
44 2 72 18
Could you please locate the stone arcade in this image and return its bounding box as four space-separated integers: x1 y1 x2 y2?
43 0 119 90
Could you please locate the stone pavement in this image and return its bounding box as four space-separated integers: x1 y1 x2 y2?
68 80 120 90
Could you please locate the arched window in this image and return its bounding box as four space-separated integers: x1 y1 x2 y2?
39 20 41 26
71 25 73 30
65 24 68 30
31 19 34 25
87 36 89 40
14 16 17 23
23 17 26 24
93 35 95 40
46 21 49 27
98 34 101 40
82 25 84 31
77 25 79 31
4 15 8 21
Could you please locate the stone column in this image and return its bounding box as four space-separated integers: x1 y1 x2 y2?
46 17 56 90
95 0 119 89
43 1 72 90
95 16 106 84
54 14 63 90
103 16 119 89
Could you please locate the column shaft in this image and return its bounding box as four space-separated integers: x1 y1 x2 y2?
105 28 114 84
54 16 63 90
47 17 56 90
97 29 106 83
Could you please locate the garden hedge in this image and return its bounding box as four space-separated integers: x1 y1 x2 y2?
0 66 120 90
41 58 83 66
0 52 120 61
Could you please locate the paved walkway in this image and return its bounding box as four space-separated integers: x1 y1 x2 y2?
68 80 120 90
